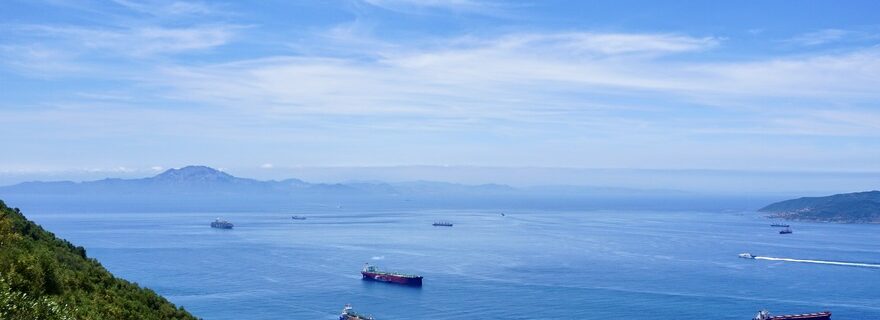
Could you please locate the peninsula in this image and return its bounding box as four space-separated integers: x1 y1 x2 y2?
759 191 880 223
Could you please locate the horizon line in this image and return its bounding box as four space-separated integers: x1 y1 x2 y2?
3 164 880 175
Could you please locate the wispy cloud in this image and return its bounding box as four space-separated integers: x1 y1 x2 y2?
0 0 242 76
0 22 243 78
788 29 852 46
8 24 877 139
157 32 876 104
15 24 241 57
787 28 880 46
110 0 220 16
512 32 720 55
363 0 488 10
360 0 513 16
3 1 880 172
409 32 720 57
119 29 880 147
0 44 87 76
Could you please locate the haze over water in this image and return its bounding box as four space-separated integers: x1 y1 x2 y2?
27 207 880 319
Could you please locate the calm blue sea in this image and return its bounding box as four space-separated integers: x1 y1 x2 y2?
27 208 880 319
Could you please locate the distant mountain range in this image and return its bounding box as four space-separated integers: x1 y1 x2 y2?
2 165 776 212
759 190 880 223
0 165 526 196
0 165 696 196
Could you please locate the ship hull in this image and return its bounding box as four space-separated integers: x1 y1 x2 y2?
361 271 423 286
768 313 831 320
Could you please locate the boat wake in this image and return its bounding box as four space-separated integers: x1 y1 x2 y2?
754 256 880 269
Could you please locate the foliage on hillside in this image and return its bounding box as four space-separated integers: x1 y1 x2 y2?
0 200 198 320
759 191 880 223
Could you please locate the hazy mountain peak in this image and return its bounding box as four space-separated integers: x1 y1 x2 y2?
153 166 234 181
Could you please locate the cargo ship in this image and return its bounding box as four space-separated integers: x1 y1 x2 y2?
771 223 790 227
779 227 793 234
339 304 374 320
291 216 307 220
753 309 831 320
432 221 453 227
361 263 423 286
210 218 233 229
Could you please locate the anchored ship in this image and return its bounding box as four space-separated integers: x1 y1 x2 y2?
771 223 790 227
753 309 831 320
361 263 423 286
432 221 453 227
210 218 233 229
339 304 374 320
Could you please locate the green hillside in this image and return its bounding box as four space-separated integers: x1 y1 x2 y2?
759 191 880 223
0 200 198 320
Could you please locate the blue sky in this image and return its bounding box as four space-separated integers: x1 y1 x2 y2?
1 0 879 183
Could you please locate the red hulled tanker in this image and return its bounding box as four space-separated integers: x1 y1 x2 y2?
361 263 423 286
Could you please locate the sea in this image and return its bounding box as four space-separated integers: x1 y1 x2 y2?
26 207 880 319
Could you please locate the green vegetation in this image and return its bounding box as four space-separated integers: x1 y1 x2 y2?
0 200 198 320
759 191 880 223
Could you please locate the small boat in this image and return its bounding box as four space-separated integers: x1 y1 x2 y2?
753 309 831 320
291 216 307 220
500 213 505 216
361 263 423 286
339 304 374 320
779 227 793 234
771 223 790 227
739 253 757 259
210 218 233 229
432 221 453 227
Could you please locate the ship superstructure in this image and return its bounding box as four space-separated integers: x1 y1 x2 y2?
210 218 233 229
339 304 374 320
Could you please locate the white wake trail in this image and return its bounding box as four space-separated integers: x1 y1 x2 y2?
755 256 880 268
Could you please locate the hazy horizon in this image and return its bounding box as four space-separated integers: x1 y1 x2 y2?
2 164 877 195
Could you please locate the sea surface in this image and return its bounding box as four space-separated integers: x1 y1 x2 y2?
27 208 880 319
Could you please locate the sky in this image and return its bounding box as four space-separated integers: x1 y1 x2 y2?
1 0 879 187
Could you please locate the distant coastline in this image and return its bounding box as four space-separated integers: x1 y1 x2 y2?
1 165 769 213
759 191 880 224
